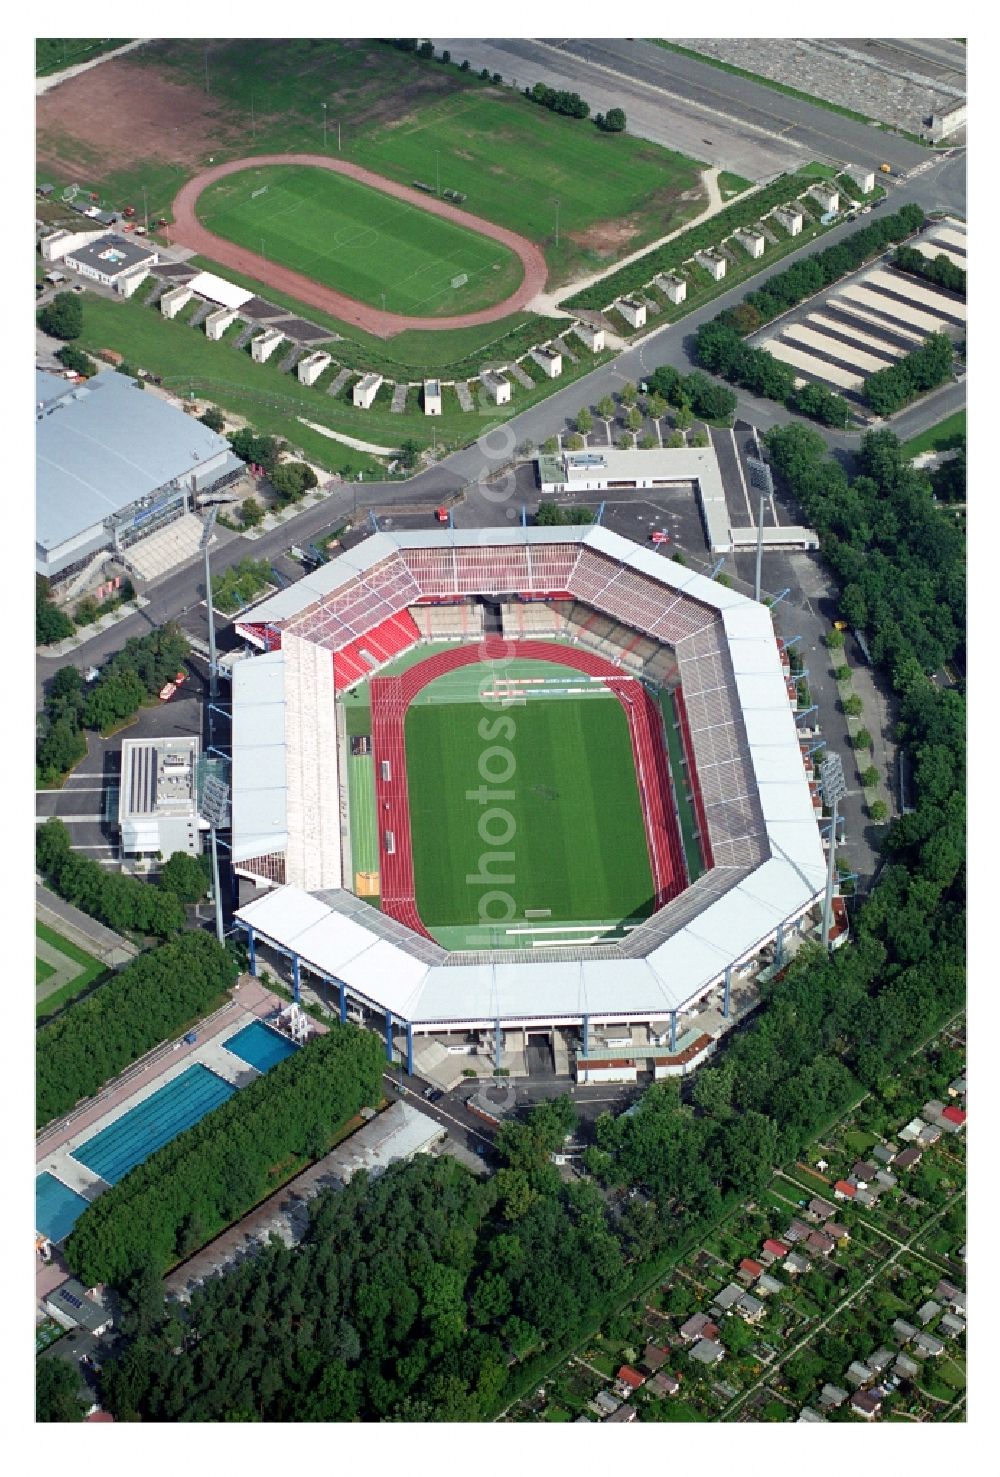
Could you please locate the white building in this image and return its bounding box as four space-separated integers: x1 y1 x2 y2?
40 227 108 263
574 323 606 352
160 284 194 319
532 346 563 379
252 328 285 364
118 737 208 860
774 203 805 237
205 307 239 342
616 297 646 329
734 227 766 260
353 372 383 409
809 183 840 215
62 233 158 288
845 164 876 195
423 379 442 415
655 272 687 304
480 371 511 406
695 248 727 281
298 351 332 386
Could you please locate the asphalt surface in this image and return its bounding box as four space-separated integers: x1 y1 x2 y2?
435 39 937 181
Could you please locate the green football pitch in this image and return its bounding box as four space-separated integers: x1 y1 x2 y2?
404 686 655 945
195 165 524 317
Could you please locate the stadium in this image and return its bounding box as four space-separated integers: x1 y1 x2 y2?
231 526 830 1083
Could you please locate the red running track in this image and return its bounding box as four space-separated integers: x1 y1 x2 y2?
368 640 687 939
166 154 548 339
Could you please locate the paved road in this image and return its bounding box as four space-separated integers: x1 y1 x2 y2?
436 39 937 180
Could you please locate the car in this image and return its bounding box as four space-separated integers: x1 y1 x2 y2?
422 1085 436 1100
429 1089 444 1103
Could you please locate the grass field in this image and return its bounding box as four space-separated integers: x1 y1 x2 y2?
900 409 966 459
35 921 109 1021
35 38 128 76
405 683 654 937
196 164 525 317
124 41 707 287
74 290 611 465
347 751 379 880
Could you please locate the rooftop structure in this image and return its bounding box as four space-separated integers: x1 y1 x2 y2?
118 737 206 858
63 232 158 284
35 370 237 581
231 525 826 1051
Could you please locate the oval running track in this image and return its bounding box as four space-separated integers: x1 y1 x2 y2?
165 153 549 339
368 639 687 942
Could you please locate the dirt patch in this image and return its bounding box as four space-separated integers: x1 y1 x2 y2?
36 57 238 180
568 218 641 257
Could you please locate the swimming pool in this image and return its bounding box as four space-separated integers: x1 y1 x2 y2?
36 1171 90 1243
72 1064 236 1185
223 1020 299 1073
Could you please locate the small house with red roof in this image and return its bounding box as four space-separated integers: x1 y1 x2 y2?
941 1105 966 1128
615 1365 645 1397
833 1179 856 1200
739 1257 763 1283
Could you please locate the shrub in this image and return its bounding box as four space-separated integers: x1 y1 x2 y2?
851 728 873 750
869 799 889 822
199 405 225 432
55 344 96 377
842 694 864 718
38 291 83 340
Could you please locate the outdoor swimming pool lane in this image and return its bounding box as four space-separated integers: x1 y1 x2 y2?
71 1064 236 1185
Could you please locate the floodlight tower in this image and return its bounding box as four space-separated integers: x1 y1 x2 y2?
819 752 847 954
201 775 230 946
200 508 219 701
745 454 773 604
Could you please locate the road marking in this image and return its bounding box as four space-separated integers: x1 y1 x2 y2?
36 787 106 795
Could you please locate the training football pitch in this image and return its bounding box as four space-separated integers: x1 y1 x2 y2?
195 164 524 317
405 687 655 944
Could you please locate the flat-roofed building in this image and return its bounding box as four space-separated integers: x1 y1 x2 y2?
64 232 158 288
616 297 647 329
734 227 766 260
353 372 383 409
118 736 207 860
423 379 442 415
774 203 805 237
298 351 332 386
532 346 563 379
574 322 606 352
655 272 687 304
481 371 512 406
695 248 727 281
251 327 285 364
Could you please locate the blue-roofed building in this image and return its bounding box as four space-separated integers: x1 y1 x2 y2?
35 369 242 582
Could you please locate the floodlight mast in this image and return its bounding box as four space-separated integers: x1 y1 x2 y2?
201 777 230 946
819 753 847 954
200 509 219 700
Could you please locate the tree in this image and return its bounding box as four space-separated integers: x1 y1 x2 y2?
36 1359 87 1422
36 577 74 646
398 439 421 469
417 40 434 59
690 431 709 448
852 728 873 750
834 665 851 683
55 344 96 377
666 431 685 449
825 628 845 649
625 406 643 434
596 395 615 420
639 433 657 450
240 497 263 529
870 799 889 822
595 107 626 132
860 765 880 789
38 291 83 340
565 433 584 451
620 382 637 406
646 392 667 421
199 406 225 432
160 851 209 904
842 694 864 718
674 405 693 431
575 407 593 435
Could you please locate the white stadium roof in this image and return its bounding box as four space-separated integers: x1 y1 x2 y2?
186 270 254 310
234 525 826 1028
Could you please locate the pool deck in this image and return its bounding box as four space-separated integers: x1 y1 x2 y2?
35 977 301 1310
36 976 284 1167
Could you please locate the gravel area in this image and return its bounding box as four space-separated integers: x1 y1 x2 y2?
684 38 965 134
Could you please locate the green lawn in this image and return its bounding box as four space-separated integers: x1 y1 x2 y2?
35 38 129 76
74 290 611 464
405 676 654 941
36 958 56 986
196 164 524 317
348 752 379 879
718 171 753 197
89 41 707 288
35 921 109 1020
899 410 966 459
